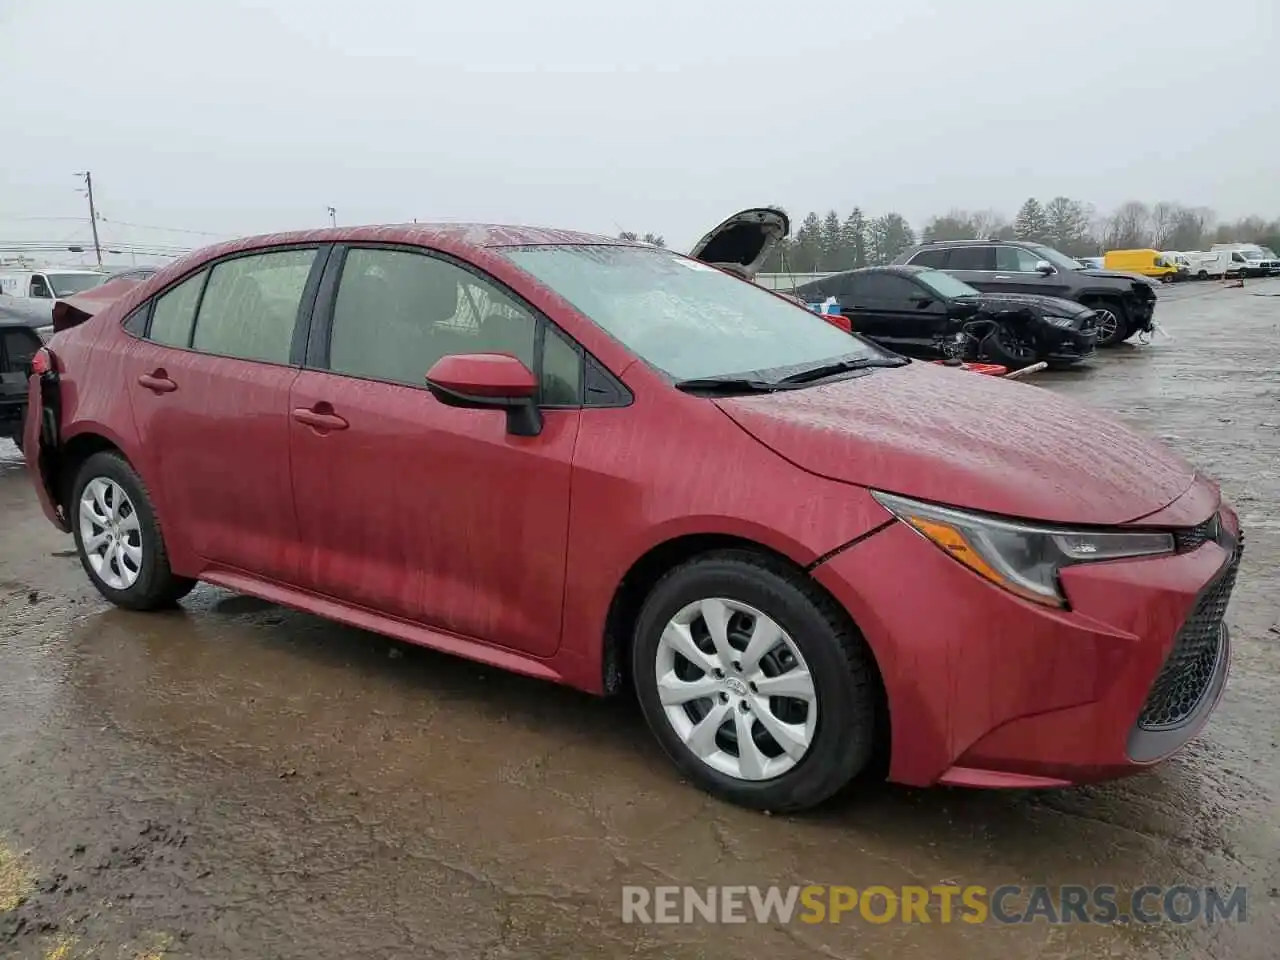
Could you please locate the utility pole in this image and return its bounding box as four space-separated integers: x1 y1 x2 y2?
75 171 103 266
327 206 336 227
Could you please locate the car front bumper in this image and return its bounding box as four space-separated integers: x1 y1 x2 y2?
811 499 1241 788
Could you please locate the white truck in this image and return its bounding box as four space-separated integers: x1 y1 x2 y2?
0 268 108 329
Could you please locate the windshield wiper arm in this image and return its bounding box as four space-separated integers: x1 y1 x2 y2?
775 356 908 385
674 376 784 394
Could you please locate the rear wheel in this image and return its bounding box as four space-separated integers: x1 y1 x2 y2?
631 550 878 812
1085 300 1129 347
71 451 195 610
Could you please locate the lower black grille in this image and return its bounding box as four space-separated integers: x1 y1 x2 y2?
1136 546 1240 731
1174 513 1221 552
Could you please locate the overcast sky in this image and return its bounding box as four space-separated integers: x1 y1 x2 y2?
2 0 1276 260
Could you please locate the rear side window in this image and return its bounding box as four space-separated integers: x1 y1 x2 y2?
192 249 316 363
947 246 994 270
148 271 206 347
908 248 947 268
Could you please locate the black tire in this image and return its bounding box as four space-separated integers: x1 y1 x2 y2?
1197 270 1209 280
70 451 196 610
978 324 1038 370
1084 299 1129 347
631 549 878 812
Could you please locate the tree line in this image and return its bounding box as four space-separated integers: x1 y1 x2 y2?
724 200 1280 274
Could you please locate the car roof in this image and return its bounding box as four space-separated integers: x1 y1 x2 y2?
218 222 627 255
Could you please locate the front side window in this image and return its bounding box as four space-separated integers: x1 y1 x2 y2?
327 247 537 387
29 276 53 298
916 269 979 299
1025 244 1085 271
500 245 884 381
996 246 1046 272
191 249 316 363
148 270 206 348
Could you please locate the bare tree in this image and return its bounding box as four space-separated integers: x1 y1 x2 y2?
969 209 1009 240
1104 202 1151 250
1149 202 1183 249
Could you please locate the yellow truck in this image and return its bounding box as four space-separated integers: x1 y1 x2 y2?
1102 248 1181 282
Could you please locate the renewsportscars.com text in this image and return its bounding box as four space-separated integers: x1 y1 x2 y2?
621 884 1248 926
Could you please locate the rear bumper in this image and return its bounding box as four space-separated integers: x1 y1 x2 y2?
811 507 1239 788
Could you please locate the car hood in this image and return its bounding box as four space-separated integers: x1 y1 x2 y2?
1079 268 1155 287
956 291 1094 317
690 207 790 279
715 362 1197 526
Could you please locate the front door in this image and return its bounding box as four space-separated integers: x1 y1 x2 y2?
992 245 1072 298
123 247 323 583
287 245 581 657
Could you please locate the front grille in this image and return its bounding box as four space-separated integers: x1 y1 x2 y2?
1136 544 1241 731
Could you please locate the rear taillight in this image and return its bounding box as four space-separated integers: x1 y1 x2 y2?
30 347 53 376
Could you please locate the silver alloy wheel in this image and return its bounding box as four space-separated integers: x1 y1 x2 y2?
79 477 143 590
654 598 818 781
1094 308 1119 343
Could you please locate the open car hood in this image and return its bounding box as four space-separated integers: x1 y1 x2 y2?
689 207 790 279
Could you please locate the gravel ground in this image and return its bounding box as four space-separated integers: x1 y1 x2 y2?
1 277 1277 959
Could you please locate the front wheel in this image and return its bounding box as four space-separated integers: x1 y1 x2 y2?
71 451 196 610
1085 301 1129 347
632 550 878 812
978 324 1039 369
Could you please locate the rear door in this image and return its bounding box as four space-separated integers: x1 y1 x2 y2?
940 245 999 290
123 245 326 583
287 244 581 656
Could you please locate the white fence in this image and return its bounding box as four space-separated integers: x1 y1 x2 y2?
753 272 837 291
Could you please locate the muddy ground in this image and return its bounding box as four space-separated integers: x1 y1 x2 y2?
1 278 1278 959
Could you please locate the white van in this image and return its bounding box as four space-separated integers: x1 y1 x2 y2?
0 268 107 300
1210 243 1280 277
1180 251 1229 279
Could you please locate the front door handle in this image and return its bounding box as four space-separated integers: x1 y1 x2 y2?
292 406 349 432
138 371 177 393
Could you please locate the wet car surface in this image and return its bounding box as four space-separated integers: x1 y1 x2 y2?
1 278 1278 959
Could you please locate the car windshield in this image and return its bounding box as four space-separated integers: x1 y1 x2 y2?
46 273 107 297
1025 245 1086 271
1261 248 1277 258
916 269 980 299
500 244 886 381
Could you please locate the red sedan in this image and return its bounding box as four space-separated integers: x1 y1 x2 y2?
23 212 1241 811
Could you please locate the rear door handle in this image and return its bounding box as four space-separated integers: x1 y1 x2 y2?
292 406 349 431
993 275 1015 280
138 371 177 393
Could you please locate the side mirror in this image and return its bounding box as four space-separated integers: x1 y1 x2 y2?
1034 260 1055 276
425 353 542 437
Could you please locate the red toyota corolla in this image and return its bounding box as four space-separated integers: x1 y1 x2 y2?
23 210 1241 811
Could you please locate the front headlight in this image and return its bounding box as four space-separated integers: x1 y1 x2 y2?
1044 315 1076 328
871 491 1175 607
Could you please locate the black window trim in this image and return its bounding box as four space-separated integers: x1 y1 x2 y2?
306 241 631 410
124 243 332 368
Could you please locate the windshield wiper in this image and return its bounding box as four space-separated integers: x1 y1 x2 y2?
775 356 908 385
674 376 785 394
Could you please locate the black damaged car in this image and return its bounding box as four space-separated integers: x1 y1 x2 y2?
792 265 1098 369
